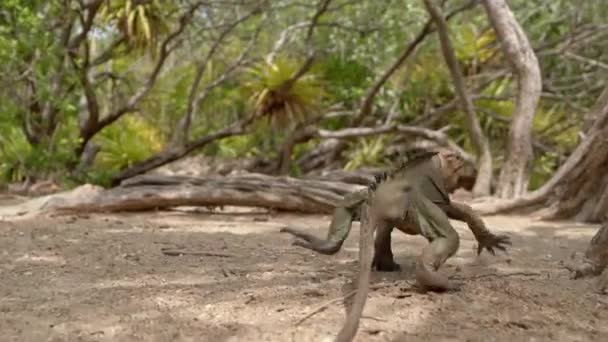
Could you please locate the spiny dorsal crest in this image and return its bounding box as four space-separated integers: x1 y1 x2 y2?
366 149 439 193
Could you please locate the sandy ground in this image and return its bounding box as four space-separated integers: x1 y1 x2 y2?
0 205 607 342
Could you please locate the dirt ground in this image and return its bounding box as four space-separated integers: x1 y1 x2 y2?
1 204 607 342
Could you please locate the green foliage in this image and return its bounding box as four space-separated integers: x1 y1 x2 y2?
398 50 452 120
214 135 258 159
528 153 560 190
0 0 605 192
0 117 80 183
93 115 165 173
452 24 498 70
0 126 32 182
99 0 172 52
344 136 388 171
318 56 371 104
244 56 326 127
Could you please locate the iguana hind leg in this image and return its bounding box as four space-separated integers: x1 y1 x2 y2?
372 224 401 272
416 233 460 291
413 192 461 292
280 206 355 255
597 267 608 294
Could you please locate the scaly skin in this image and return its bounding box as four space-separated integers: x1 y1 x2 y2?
281 150 511 341
336 179 413 342
336 173 464 341
410 186 461 292
281 150 511 271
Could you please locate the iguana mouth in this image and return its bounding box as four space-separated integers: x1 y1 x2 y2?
451 163 464 176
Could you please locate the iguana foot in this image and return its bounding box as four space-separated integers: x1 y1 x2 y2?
372 254 401 272
280 226 342 255
596 270 608 294
445 280 464 292
476 233 512 256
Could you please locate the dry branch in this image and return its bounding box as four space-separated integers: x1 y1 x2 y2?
42 174 365 215
76 2 205 156
295 0 479 171
317 124 475 165
174 8 261 144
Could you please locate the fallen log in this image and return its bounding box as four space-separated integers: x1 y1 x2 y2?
0 173 365 218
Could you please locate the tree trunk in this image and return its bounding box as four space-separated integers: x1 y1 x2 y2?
481 0 542 198
540 88 608 222
472 86 608 223
565 223 608 294
423 0 492 197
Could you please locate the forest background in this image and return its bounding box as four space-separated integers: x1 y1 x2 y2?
1 0 607 222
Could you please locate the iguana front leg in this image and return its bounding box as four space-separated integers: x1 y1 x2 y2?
438 201 511 255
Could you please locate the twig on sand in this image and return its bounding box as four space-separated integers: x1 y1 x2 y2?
451 271 542 280
296 282 399 326
362 315 388 322
296 290 358 326
160 248 236 258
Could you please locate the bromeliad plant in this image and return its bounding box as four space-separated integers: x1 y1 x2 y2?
99 0 171 52
244 56 326 128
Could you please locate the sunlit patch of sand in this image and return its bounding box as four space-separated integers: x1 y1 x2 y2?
14 253 65 265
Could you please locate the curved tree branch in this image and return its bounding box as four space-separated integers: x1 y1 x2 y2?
481 0 542 198
423 0 492 196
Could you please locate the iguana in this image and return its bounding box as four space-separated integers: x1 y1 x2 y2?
333 151 509 342
567 222 608 294
281 149 510 272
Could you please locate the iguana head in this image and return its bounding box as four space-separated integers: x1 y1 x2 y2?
436 150 466 193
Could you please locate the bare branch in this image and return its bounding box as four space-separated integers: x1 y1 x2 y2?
277 0 333 92
68 0 104 51
111 116 256 185
75 2 204 156
173 8 261 145
352 0 479 126
423 0 492 196
90 38 126 67
563 51 608 71
314 124 474 164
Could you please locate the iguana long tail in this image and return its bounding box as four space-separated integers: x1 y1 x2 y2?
335 204 375 342
280 206 355 255
336 181 413 342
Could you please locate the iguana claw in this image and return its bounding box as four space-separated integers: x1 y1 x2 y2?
476 233 511 256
